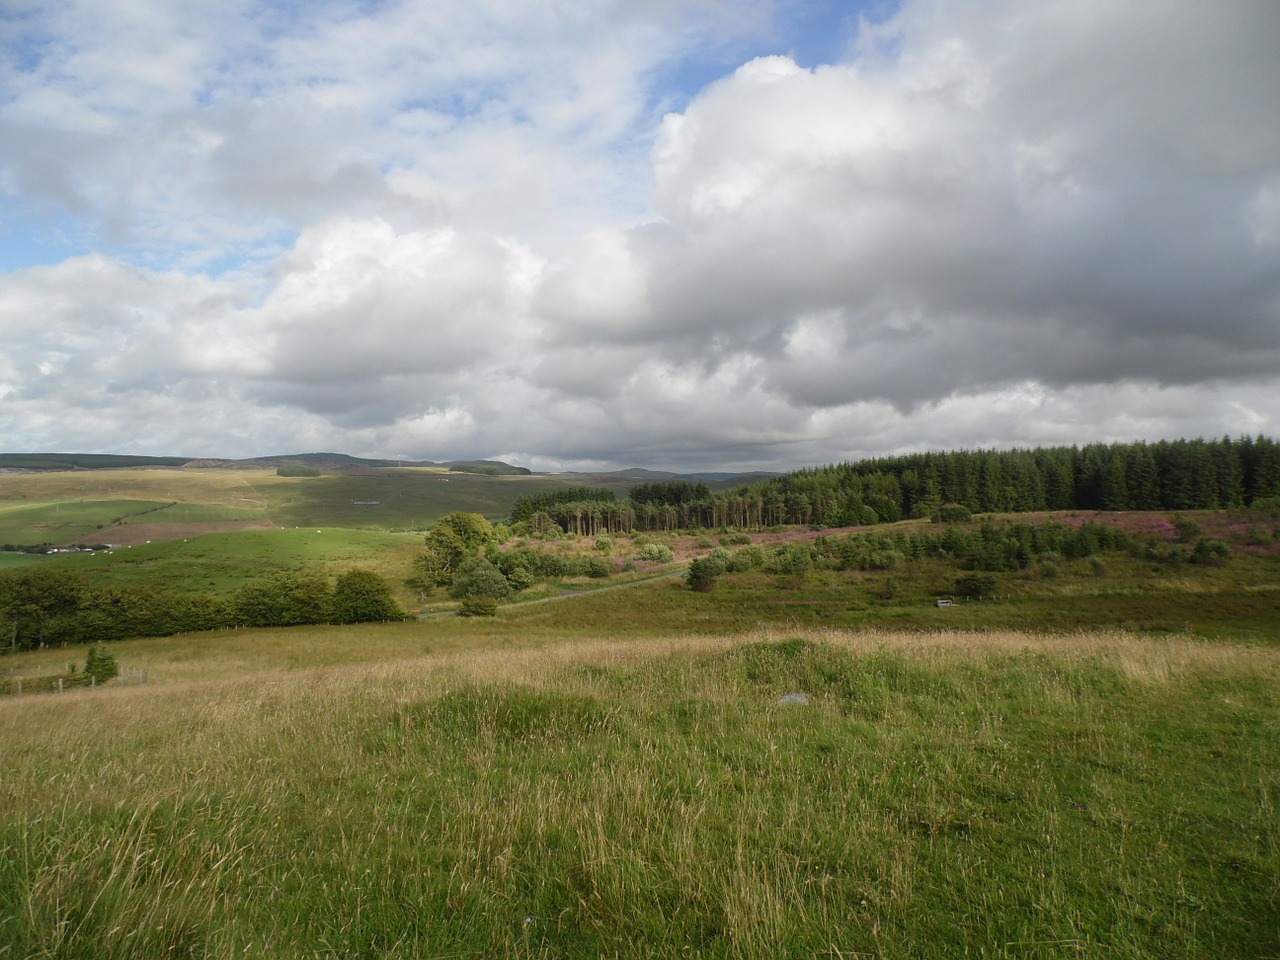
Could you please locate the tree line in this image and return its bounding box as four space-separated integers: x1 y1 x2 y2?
0 567 404 650
511 438 1280 535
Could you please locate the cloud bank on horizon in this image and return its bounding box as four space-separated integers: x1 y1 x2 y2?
1 0 1278 472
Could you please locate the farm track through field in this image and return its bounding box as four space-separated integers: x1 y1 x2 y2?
417 569 684 619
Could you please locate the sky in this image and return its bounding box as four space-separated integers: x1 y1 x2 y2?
1 0 1278 473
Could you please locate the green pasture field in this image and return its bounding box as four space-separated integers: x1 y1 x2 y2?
0 552 42 570
50 527 425 604
0 627 1276 959
0 499 179 545
0 468 632 544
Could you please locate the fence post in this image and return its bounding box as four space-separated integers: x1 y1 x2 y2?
58 678 64 693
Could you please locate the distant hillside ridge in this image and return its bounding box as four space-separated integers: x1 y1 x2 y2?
0 452 531 475
186 453 434 471
0 453 191 471
444 460 532 476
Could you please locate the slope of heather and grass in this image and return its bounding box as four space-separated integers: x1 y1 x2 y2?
0 466 637 550
0 629 1276 959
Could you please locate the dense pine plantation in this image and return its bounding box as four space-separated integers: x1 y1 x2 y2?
515 438 1280 534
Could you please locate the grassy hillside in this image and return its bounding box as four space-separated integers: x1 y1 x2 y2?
0 468 636 547
50 527 425 604
1 628 1276 958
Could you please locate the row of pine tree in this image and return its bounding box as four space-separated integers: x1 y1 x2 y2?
515 438 1280 534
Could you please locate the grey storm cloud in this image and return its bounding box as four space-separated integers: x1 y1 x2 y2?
1 0 1278 470
535 4 1280 423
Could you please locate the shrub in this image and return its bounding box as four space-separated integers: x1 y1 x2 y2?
639 544 674 564
505 565 535 592
934 502 973 523
1172 515 1202 543
450 558 513 602
1191 538 1231 566
332 569 404 624
954 574 997 599
686 557 724 592
457 595 498 617
235 572 331 627
707 546 733 567
526 551 570 579
84 645 118 684
1249 495 1280 517
767 544 812 583
579 556 613 579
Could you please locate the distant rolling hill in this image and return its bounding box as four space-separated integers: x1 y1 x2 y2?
0 453 191 471
0 452 532 476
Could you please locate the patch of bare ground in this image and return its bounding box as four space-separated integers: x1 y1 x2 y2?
73 519 278 546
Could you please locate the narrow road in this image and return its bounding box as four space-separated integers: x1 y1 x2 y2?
417 569 684 619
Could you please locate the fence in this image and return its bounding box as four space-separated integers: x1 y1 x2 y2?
1 665 148 697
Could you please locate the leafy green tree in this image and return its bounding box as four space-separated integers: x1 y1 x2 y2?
332 569 404 624
449 557 513 602
505 565 535 592
420 513 497 587
0 569 85 648
235 572 331 627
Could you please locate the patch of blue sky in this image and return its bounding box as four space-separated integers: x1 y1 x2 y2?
249 0 393 41
658 0 901 109
193 229 299 283
0 7 55 76
778 0 891 69
400 88 511 123
0 205 97 273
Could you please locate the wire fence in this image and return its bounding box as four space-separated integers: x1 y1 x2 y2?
1 664 148 697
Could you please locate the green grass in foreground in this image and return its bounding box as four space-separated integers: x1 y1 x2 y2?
1 630 1277 959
